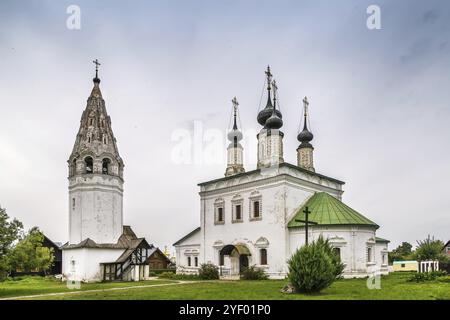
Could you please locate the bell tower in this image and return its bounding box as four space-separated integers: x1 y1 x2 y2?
225 97 245 176
67 60 124 245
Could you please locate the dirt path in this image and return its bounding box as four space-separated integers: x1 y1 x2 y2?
0 280 199 300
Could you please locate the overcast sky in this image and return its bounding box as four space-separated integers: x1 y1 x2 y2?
0 0 449 252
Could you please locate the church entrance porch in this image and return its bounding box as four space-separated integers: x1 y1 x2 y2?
219 244 251 278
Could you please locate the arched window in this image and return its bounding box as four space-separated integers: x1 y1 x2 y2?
260 249 267 265
102 158 111 175
84 157 93 174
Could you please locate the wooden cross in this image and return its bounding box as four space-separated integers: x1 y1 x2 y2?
93 59 101 78
295 206 318 245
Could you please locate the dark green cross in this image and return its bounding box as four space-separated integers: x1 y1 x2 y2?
295 206 318 245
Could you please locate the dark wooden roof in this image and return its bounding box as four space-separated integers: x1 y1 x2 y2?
145 247 172 264
62 225 150 251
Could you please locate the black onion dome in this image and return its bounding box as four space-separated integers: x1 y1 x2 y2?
257 67 282 126
257 99 282 126
297 127 313 142
265 111 283 129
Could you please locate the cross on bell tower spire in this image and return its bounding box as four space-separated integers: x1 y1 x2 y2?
93 59 101 83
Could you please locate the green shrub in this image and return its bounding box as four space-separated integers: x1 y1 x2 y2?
158 272 199 281
240 265 268 280
408 270 447 282
198 263 219 280
287 235 345 293
437 275 450 283
150 268 175 275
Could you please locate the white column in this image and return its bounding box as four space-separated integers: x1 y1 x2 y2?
144 265 150 279
134 266 140 281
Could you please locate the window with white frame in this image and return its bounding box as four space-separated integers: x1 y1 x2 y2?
250 199 262 220
367 247 373 263
260 248 267 265
187 256 191 266
214 198 225 224
232 195 243 223
332 247 341 261
235 204 242 221
249 191 262 221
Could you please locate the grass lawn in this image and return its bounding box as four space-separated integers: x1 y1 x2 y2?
1 272 448 300
0 276 175 299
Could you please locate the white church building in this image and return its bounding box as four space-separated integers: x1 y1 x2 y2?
62 63 154 282
174 67 390 279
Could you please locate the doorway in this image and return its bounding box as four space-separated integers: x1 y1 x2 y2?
239 254 249 273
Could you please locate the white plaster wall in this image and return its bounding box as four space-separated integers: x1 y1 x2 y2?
375 242 389 274
62 248 124 282
69 174 123 244
289 226 378 277
202 182 288 278
174 230 201 274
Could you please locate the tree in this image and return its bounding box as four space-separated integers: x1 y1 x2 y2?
0 207 23 280
287 235 345 293
7 227 54 274
413 235 448 263
388 242 413 263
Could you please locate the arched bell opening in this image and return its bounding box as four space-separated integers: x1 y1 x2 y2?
84 156 93 174
102 158 111 175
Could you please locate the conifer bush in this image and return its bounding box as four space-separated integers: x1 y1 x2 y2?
198 263 219 280
287 235 345 293
241 265 268 280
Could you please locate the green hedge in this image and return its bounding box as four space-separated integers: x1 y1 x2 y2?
149 268 176 275
158 272 200 280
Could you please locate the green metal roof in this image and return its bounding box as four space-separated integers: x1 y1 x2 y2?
287 192 379 229
375 237 390 243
